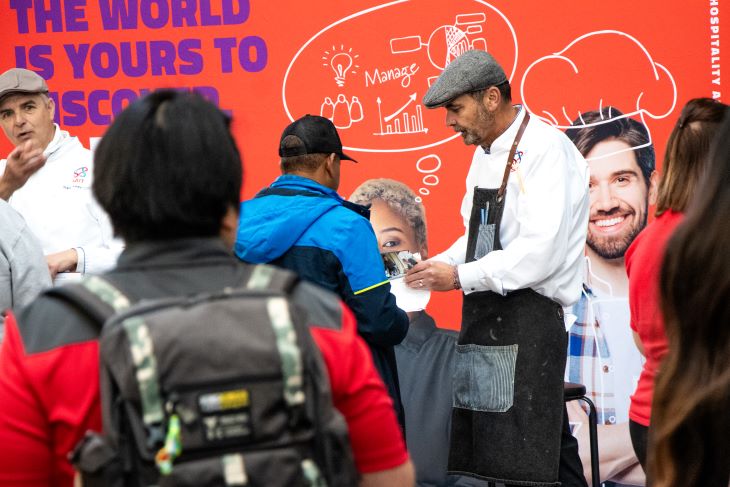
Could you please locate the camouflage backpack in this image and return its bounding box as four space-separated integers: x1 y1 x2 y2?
49 265 358 487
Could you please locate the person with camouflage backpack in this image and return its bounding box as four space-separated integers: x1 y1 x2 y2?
0 90 414 487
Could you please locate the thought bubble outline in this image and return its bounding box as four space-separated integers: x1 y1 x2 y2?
519 30 677 129
281 0 519 153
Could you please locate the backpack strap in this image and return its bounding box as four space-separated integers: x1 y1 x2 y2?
246 264 305 409
265 296 306 408
49 277 167 444
244 264 299 294
120 314 166 435
44 275 132 330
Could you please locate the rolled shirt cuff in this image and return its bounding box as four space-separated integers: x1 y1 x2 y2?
74 247 85 274
458 261 504 296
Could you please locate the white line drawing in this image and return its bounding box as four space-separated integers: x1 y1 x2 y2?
322 45 360 87
519 30 677 130
281 0 519 153
573 104 655 163
321 94 364 129
375 93 428 135
390 13 487 70
414 154 442 202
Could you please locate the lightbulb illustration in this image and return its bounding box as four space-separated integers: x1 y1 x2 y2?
330 52 353 87
322 46 359 87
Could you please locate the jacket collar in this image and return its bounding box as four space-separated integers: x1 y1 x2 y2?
271 174 343 202
116 237 234 270
268 174 370 219
43 123 63 156
401 311 438 349
483 104 524 155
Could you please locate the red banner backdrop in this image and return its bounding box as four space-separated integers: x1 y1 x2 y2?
1 0 722 329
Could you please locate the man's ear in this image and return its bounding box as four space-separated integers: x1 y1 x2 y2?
648 170 659 206
324 153 337 177
483 85 501 111
46 95 55 121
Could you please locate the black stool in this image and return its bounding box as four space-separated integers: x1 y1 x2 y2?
564 382 600 487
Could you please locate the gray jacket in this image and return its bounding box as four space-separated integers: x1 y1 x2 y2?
0 199 51 341
396 312 486 486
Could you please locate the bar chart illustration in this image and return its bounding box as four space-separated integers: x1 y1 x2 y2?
374 93 428 136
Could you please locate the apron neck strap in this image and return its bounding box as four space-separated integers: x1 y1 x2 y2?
498 111 530 200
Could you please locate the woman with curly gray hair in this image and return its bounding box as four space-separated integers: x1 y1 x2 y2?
349 178 428 258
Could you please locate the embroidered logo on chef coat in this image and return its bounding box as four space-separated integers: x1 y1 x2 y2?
511 150 527 194
73 166 88 180
64 166 91 189
511 150 524 172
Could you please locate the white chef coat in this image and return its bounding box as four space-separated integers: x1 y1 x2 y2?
0 124 123 275
434 106 589 308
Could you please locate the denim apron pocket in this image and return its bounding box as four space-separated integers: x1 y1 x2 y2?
453 343 518 412
474 223 496 261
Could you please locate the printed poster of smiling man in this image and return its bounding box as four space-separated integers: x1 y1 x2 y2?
518 28 679 486
562 108 658 487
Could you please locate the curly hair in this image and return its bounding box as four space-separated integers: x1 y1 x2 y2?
349 178 428 256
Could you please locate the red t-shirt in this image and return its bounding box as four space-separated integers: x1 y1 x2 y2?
626 210 684 426
0 302 407 486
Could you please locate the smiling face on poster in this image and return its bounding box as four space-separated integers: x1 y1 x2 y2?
586 140 653 262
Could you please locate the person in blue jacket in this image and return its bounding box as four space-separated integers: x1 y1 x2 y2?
235 115 409 426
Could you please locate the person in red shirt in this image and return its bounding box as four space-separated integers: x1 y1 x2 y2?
625 97 728 470
650 102 730 487
0 90 413 487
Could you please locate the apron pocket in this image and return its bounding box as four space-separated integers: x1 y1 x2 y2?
453 343 518 412
474 223 496 260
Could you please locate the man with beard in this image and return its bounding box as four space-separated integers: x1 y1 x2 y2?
564 108 657 486
405 50 590 487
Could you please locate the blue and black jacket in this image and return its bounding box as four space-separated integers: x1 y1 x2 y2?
236 175 409 423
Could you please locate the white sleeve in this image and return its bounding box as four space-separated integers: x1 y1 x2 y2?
76 197 124 275
431 235 467 266
457 140 575 294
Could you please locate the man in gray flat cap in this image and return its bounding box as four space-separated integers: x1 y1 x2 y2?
0 68 122 279
405 50 590 487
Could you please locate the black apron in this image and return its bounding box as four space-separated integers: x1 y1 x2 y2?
448 112 567 486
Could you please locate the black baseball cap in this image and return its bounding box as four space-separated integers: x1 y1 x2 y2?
279 115 357 162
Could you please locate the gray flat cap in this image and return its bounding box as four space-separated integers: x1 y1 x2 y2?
423 50 507 108
0 68 49 102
